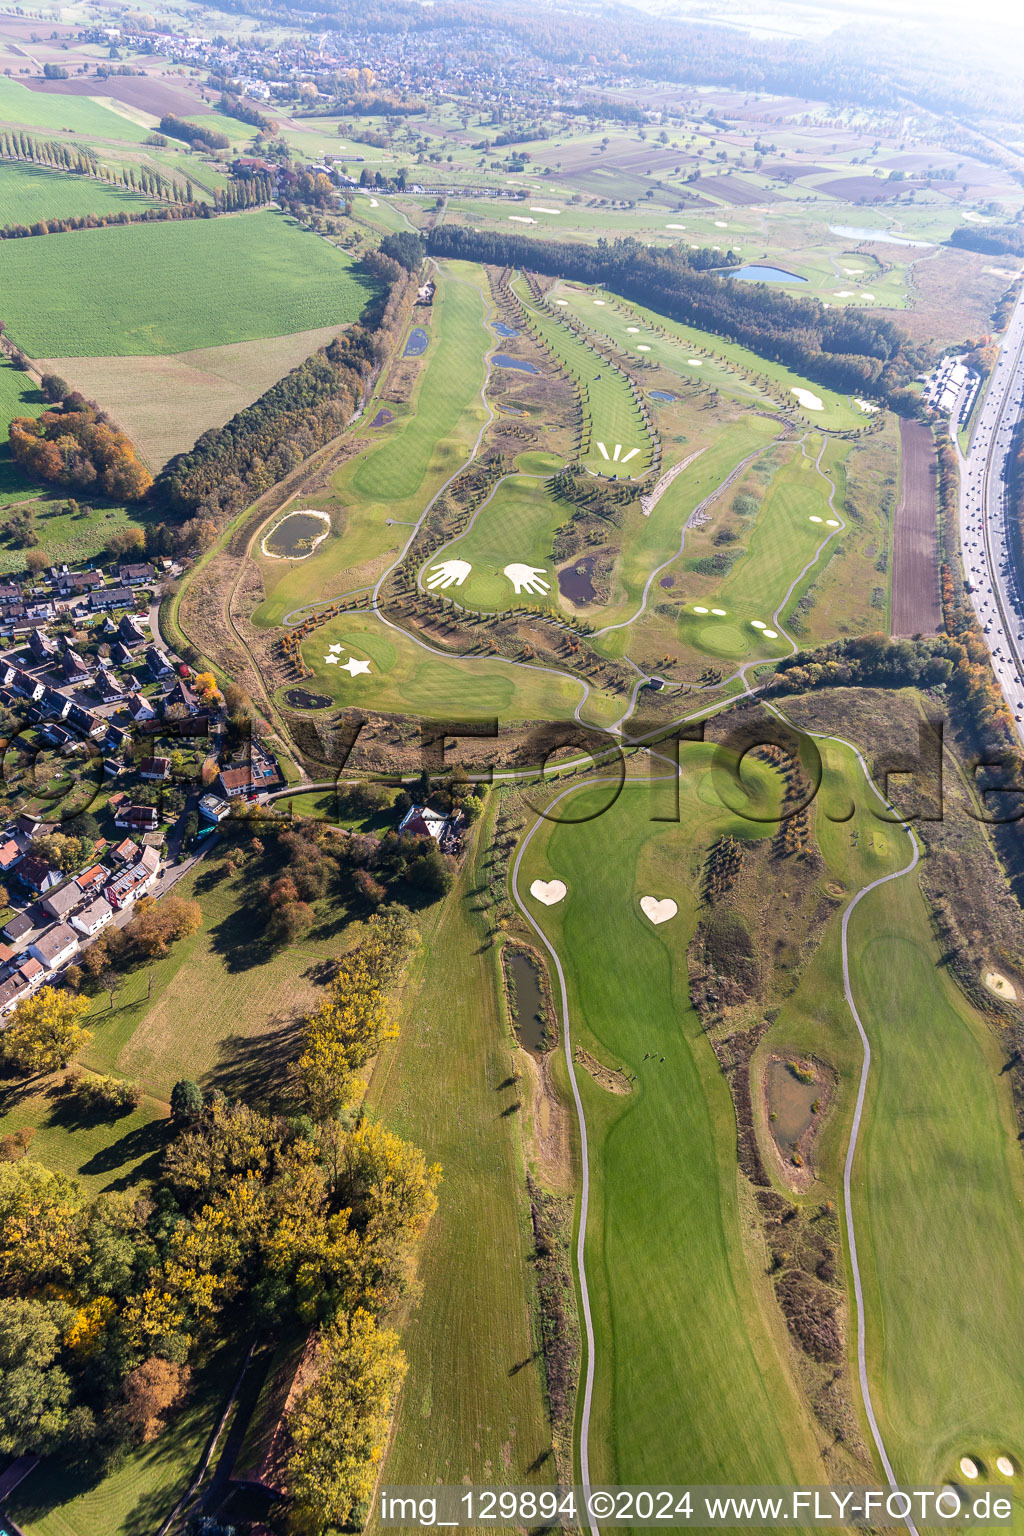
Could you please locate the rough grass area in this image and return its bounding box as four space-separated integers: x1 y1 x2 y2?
363 802 552 1510
41 324 351 470
0 355 46 504
0 210 377 357
0 159 157 225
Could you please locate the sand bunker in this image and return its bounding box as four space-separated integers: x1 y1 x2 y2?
843 266 864 274
810 515 823 523
714 220 728 227
751 619 767 629
762 629 778 638
996 1457 1016 1477
694 605 709 614
637 344 651 351
826 518 840 526
530 205 560 213
594 299 606 305
627 325 641 332
711 607 726 616
984 970 1017 1000
834 290 854 297
666 223 686 230
960 1458 979 1480
554 298 568 305
640 896 677 925
509 215 536 224
859 292 875 300
687 359 704 366
530 879 566 906
791 387 824 411
854 398 880 413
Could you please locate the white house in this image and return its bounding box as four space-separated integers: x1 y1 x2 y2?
71 896 114 938
28 922 80 972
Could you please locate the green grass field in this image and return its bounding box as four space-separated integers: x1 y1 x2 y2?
0 355 46 504
0 160 157 225
363 803 552 1505
0 76 151 142
517 764 826 1487
0 210 376 357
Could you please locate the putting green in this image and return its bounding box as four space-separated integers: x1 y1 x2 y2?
426 471 563 611
696 620 747 654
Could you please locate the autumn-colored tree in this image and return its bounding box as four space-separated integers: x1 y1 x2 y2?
0 1161 86 1290
123 895 201 960
192 671 222 705
116 1357 190 1443
1 986 93 1074
285 1309 407 1535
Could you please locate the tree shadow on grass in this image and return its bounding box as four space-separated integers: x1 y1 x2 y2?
207 899 274 974
204 1014 304 1112
77 1116 171 1191
0 1069 49 1116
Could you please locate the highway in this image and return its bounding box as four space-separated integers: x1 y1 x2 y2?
956 282 1024 741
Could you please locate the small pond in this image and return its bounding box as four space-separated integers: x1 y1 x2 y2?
369 407 394 428
262 510 330 560
284 688 333 710
648 390 677 403
505 947 551 1055
660 574 675 588
403 326 429 357
493 353 540 374
829 224 933 248
765 1058 821 1160
493 320 520 338
558 552 601 603
727 264 807 284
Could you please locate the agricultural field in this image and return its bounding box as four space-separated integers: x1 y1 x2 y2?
0 210 377 357
0 74 152 141
0 160 158 224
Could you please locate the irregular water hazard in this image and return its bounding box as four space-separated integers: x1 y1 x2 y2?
261 510 331 560
503 944 554 1055
403 326 429 357
763 1055 831 1181
558 552 601 604
728 264 807 284
493 352 540 374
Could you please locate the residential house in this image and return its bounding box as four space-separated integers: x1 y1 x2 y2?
105 845 160 909
75 863 108 895
88 586 134 612
28 629 57 663
199 793 231 822
38 722 74 749
71 895 113 938
10 669 45 701
118 615 146 648
0 838 22 874
40 882 84 922
146 646 173 680
398 804 449 842
126 693 157 725
42 687 73 719
215 753 280 801
62 649 91 681
163 676 200 716
111 641 134 667
67 702 105 739
110 837 137 864
3 912 33 943
113 804 159 833
16 855 63 894
139 755 170 781
119 563 156 587
28 922 80 971
93 667 123 703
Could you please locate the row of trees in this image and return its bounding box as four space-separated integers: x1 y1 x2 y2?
158 114 230 152
9 397 152 502
156 250 415 521
0 202 220 243
427 227 924 405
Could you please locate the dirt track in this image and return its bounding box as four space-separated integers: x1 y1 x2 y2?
891 417 942 636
